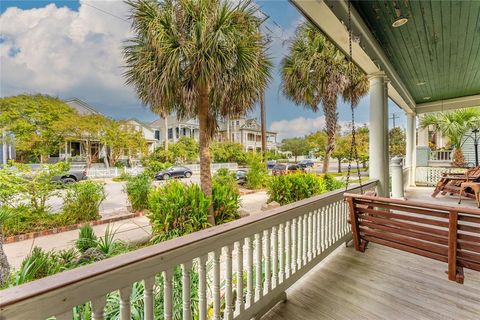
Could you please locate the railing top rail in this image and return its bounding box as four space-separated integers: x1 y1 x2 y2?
1 180 377 309
344 193 480 215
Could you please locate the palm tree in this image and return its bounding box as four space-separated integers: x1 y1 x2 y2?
420 107 480 167
123 0 271 224
281 22 368 173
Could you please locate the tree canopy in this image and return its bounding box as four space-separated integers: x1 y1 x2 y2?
0 95 76 163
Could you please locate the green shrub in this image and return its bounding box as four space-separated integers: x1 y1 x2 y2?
213 171 240 224
211 142 247 164
76 224 97 253
112 171 131 182
142 160 171 178
12 247 60 285
148 181 210 243
322 173 345 191
62 181 106 223
125 174 151 212
267 173 327 205
2 205 63 236
245 153 268 189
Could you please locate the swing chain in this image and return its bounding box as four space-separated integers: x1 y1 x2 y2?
345 0 364 193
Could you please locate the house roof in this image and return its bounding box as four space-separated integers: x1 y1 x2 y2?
65 98 103 116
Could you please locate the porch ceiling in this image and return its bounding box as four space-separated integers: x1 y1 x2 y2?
351 0 480 106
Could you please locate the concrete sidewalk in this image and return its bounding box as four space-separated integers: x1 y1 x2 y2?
4 216 151 269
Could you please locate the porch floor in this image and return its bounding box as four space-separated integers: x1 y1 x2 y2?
262 244 480 320
406 186 478 208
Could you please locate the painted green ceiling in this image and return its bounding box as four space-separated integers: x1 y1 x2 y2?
352 0 480 104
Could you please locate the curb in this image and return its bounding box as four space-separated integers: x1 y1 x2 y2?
5 211 146 244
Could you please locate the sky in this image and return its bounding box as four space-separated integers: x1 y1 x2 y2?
0 0 406 139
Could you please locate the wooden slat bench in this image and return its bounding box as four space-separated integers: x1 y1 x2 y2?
344 193 480 284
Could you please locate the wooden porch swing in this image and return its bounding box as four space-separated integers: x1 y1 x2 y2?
341 2 480 284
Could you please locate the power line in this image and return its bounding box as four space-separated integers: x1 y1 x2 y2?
82 2 129 22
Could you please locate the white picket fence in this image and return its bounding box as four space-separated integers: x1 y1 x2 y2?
72 163 239 178
415 166 467 186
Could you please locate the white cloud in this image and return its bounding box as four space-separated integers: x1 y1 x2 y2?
0 1 154 119
270 115 360 140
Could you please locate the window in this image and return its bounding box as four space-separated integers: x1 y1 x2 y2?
168 128 173 139
154 130 160 140
236 120 240 125
176 127 179 138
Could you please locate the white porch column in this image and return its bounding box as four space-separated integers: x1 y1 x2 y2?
369 72 389 197
406 113 416 186
383 77 390 192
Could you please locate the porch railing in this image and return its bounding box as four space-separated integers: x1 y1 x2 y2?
0 180 377 320
415 166 468 186
429 149 453 162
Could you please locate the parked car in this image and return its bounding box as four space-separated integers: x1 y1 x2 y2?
52 168 87 184
236 169 247 185
266 160 277 170
154 166 193 180
272 164 303 176
298 159 315 168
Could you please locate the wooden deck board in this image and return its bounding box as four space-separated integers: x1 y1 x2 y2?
262 244 480 320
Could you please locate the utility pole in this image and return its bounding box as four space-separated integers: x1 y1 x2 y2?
389 113 400 128
260 92 267 160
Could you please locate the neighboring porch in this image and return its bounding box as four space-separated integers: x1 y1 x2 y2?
263 243 480 320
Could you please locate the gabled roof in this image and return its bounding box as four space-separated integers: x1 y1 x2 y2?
65 98 103 116
124 118 154 132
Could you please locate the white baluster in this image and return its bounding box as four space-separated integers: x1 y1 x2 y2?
327 205 332 247
302 214 308 266
144 276 155 320
285 221 291 278
307 212 313 262
322 208 326 251
335 201 340 241
312 210 317 257
246 236 254 307
55 310 72 320
91 295 107 320
198 255 208 320
297 216 303 270
272 225 279 287
235 240 245 315
163 269 173 320
224 245 234 320
119 285 132 320
317 210 321 254
213 249 221 320
255 233 263 301
291 218 297 274
264 229 271 295
182 261 192 320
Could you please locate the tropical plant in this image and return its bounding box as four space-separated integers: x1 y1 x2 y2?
124 0 272 225
281 22 368 173
63 180 106 223
170 137 199 163
75 224 98 253
96 226 124 256
420 107 480 167
212 171 240 224
0 207 12 286
245 153 268 190
148 181 211 243
9 247 61 286
125 173 151 212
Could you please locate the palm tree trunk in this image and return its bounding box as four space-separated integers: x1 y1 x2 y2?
198 86 215 226
452 148 465 167
322 101 337 173
162 112 169 151
260 92 267 160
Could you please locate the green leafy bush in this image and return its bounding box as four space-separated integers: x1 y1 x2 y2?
75 224 98 253
212 170 240 224
142 160 171 178
211 142 247 164
2 205 63 236
125 174 151 212
267 173 327 205
112 171 132 182
245 153 268 189
148 181 210 243
62 180 106 223
11 247 61 285
267 173 345 205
